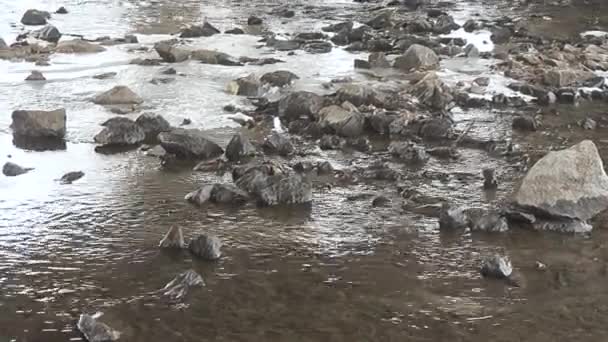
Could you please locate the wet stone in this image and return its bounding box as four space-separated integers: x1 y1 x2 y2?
189 234 222 260
159 226 186 249
77 314 120 342
160 270 205 301
480 255 513 279
482 168 497 189
512 116 537 131
3 162 33 177
60 171 84 184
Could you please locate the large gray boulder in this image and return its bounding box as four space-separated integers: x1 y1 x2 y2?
159 128 224 160
393 44 439 72
278 91 324 121
93 86 143 105
188 234 222 260
135 113 171 141
515 140 608 221
225 133 255 162
185 183 249 206
318 103 365 137
3 162 34 177
21 9 50 26
154 41 190 63
94 117 145 146
77 314 120 342
11 109 66 138
31 25 61 43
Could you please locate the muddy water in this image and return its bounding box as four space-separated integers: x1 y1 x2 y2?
2 0 608 341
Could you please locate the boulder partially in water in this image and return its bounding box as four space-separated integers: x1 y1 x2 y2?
318 103 365 137
515 140 608 222
135 113 171 142
263 132 294 156
159 226 186 249
55 40 106 54
480 254 513 279
60 171 84 184
30 25 61 43
189 234 222 260
11 109 66 139
3 162 34 177
394 44 439 72
234 164 312 206
154 41 190 63
225 132 255 162
185 183 249 206
93 86 143 105
388 141 428 163
77 313 120 342
180 22 220 38
278 91 324 121
25 70 46 81
191 49 242 66
21 9 50 26
160 269 205 301
411 72 453 110
159 128 224 160
226 74 261 96
94 117 145 147
261 70 299 87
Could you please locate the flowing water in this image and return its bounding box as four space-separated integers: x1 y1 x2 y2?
2 0 608 341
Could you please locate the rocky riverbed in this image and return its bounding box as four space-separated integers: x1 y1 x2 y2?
2 0 608 341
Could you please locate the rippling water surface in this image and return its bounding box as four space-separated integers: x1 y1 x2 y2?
2 0 608 341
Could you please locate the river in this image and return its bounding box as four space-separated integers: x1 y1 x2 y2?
2 0 608 341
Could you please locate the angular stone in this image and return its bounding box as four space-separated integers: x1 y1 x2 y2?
318 104 365 137
278 91 324 121
160 270 205 301
185 183 249 205
189 234 222 260
135 113 171 141
394 44 439 72
261 70 299 87
159 129 224 160
159 226 185 249
480 255 513 279
77 314 120 342
225 133 255 162
11 109 66 138
94 117 145 146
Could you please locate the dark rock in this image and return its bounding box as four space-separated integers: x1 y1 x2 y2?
317 161 334 175
470 211 509 232
25 70 45 81
234 165 312 206
319 134 343 150
160 270 205 301
491 26 513 44
322 21 353 33
464 44 479 58
225 28 245 34
369 110 400 134
408 18 433 33
248 16 263 25
480 255 513 279
189 234 222 260
31 25 61 43
367 11 393 29
389 141 428 163
433 15 460 34
295 32 326 40
191 49 242 66
483 168 497 189
515 140 608 222
271 7 295 18
278 91 324 121
93 72 117 80
3 162 33 177
372 196 391 207
56 7 68 14
93 86 143 105
304 41 332 54
419 117 453 140
159 226 185 249
94 117 145 147
227 74 260 96
0 38 7 50
394 44 439 71
512 115 537 131
427 9 446 18
181 118 192 126
369 52 391 68
21 9 50 26
180 22 220 38
474 77 490 87
354 59 371 69
154 41 190 63
556 87 579 104
463 19 478 32
411 72 453 110
60 171 84 184
130 58 163 66
11 109 66 139
185 183 249 206
261 70 299 87
318 103 365 137
159 129 224 160
263 132 294 156
225 133 255 162
439 203 469 229
77 314 120 342
135 113 171 142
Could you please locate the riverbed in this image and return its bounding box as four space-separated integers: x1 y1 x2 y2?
2 0 608 341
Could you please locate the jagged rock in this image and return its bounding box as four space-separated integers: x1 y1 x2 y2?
191 49 242 66
261 70 299 87
263 132 294 156
160 270 205 301
159 129 223 160
278 91 324 121
411 72 453 110
77 314 120 342
439 203 469 229
159 226 186 248
235 165 312 206
367 10 393 29
388 141 428 163
93 86 143 105
480 255 513 279
189 234 222 260
3 162 33 177
135 113 171 142
408 18 433 33
94 117 145 146
31 25 61 43
11 109 66 138
180 22 220 38
154 41 190 63
336 84 383 107
21 9 50 26
318 103 365 137
515 140 608 222
55 40 106 53
60 171 84 184
185 183 249 206
248 15 263 25
419 116 453 140
394 44 439 71
225 133 255 162
226 74 260 96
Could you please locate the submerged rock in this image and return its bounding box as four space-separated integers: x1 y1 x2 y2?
480 254 513 279
159 129 224 160
159 226 186 249
394 44 439 72
160 270 205 301
225 133 255 162
93 86 143 105
60 171 84 184
77 314 120 342
515 140 608 222
189 234 222 260
185 183 249 206
11 109 66 138
135 113 171 142
94 117 145 147
21 9 50 26
180 22 220 38
3 162 33 177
